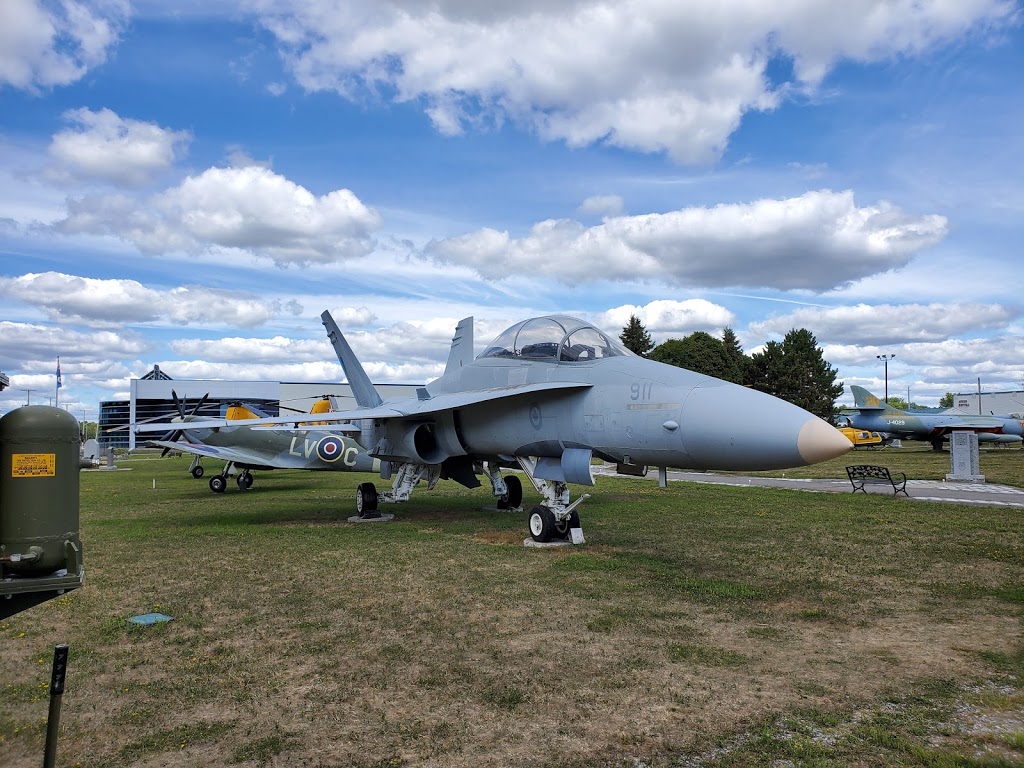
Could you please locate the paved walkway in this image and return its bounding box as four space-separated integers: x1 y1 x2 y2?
592 465 1024 508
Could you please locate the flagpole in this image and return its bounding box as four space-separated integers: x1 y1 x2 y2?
55 357 61 408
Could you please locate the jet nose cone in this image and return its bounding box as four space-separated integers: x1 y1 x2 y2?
798 417 853 465
677 381 851 470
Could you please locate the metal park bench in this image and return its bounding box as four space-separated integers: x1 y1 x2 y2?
846 465 909 497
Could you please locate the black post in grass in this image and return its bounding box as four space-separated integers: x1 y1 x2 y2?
43 643 69 768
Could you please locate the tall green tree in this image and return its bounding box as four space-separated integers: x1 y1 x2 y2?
748 329 843 420
939 392 955 408
781 328 844 420
619 314 654 357
720 327 749 385
650 332 740 381
746 340 786 398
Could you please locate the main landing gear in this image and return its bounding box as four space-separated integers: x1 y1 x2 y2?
353 463 441 519
207 462 254 493
349 457 587 545
484 462 523 510
188 455 205 479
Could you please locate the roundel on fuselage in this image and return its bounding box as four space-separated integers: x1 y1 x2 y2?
316 435 345 462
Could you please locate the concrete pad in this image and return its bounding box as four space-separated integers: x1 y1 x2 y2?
523 537 572 549
347 513 395 523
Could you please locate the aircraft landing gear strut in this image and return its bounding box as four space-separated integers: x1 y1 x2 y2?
484 462 523 510
353 463 441 519
188 455 205 479
516 457 588 544
209 462 242 493
236 470 254 490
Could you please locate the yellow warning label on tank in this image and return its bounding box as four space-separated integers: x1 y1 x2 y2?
11 453 56 478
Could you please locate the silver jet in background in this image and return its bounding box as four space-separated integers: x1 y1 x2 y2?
844 385 1023 450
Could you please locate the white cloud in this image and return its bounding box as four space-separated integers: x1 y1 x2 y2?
750 303 1020 345
596 299 736 340
53 165 382 265
47 107 191 186
169 336 331 364
578 195 624 218
826 336 1024 387
340 318 469 364
323 305 377 326
168 315 464 370
251 0 1016 163
0 272 298 327
0 0 128 91
147 358 440 386
426 190 947 291
0 320 147 371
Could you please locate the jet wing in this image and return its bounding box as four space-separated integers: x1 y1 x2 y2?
146 440 267 465
135 419 362 433
371 381 593 418
932 417 1004 429
178 381 593 428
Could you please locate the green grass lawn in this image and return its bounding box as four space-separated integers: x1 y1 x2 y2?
2 453 1023 767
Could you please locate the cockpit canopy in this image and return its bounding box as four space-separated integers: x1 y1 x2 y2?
478 315 633 362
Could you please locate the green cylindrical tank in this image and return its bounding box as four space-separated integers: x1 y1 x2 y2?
0 406 82 577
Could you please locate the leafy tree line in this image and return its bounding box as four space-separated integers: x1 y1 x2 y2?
618 314 843 420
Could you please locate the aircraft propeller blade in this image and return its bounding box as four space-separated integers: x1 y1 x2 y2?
158 391 210 454
189 392 210 416
159 429 184 456
171 389 186 419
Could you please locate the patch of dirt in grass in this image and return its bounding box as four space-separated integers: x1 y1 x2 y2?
472 530 523 545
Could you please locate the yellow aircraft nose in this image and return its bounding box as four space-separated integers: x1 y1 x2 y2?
798 418 854 465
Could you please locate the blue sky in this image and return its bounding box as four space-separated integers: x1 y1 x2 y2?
1 0 1022 421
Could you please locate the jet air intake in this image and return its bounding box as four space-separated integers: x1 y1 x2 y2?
401 423 447 465
396 412 468 466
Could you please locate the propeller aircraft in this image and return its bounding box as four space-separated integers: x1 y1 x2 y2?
137 396 381 493
195 311 853 543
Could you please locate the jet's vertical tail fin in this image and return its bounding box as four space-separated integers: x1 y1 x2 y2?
321 310 383 409
444 317 474 376
850 385 901 413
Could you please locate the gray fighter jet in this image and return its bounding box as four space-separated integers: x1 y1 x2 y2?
843 385 1023 450
215 312 850 542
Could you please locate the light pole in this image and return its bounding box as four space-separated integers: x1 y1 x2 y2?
18 388 36 405
876 354 895 403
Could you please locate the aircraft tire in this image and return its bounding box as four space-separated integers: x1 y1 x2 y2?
497 475 523 510
356 482 378 516
553 510 580 540
191 466 205 479
237 472 254 490
209 475 227 493
528 505 556 543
